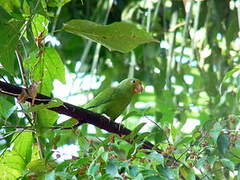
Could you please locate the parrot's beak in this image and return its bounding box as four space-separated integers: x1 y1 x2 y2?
133 82 144 94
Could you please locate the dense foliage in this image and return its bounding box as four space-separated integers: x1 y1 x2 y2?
0 0 240 179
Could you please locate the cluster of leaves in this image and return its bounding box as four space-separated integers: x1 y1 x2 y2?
0 0 240 179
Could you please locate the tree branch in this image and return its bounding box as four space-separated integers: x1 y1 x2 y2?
0 80 177 163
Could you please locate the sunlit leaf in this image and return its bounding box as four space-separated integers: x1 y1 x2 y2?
27 98 63 112
0 151 25 180
24 47 66 95
63 19 158 53
12 131 33 164
0 96 16 119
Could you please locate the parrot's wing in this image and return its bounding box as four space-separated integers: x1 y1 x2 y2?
83 87 117 110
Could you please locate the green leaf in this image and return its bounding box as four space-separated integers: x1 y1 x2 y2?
47 0 71 7
122 111 141 121
12 131 33 164
27 159 57 176
27 98 63 112
106 160 120 177
36 109 58 132
124 123 146 140
31 14 49 37
24 47 66 95
209 122 222 143
179 166 196 180
63 19 158 53
217 134 229 156
0 0 21 15
156 165 178 180
220 158 235 171
0 96 16 119
0 19 23 74
145 176 165 180
0 151 25 179
147 152 164 165
87 161 100 176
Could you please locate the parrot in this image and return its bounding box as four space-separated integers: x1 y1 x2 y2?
83 78 143 121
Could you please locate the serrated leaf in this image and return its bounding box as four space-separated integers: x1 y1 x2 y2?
217 134 229 156
24 47 66 95
12 131 33 164
27 98 63 112
63 19 158 53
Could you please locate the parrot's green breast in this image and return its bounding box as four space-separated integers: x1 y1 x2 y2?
83 78 143 121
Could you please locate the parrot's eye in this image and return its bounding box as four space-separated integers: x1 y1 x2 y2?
131 80 136 84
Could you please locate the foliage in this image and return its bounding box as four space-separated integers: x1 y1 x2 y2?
0 0 240 179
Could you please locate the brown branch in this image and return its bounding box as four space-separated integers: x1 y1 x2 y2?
0 80 178 163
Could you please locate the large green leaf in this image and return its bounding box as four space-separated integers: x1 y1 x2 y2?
24 47 66 95
217 134 229 156
12 131 33 164
63 19 158 53
0 19 23 74
0 96 16 119
37 109 58 132
0 151 26 180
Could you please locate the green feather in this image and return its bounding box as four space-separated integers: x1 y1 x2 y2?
83 78 142 121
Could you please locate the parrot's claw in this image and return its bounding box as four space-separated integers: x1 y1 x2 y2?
102 114 111 122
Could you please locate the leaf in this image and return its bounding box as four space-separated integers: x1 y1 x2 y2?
27 98 63 112
87 161 100 176
179 166 196 180
63 19 158 53
24 47 66 95
209 122 222 143
0 96 16 119
221 66 240 84
27 159 57 176
31 14 49 37
220 158 235 171
122 111 142 121
217 134 229 156
147 152 164 165
106 160 120 177
12 131 33 164
0 151 25 179
124 123 146 141
145 176 165 180
0 19 23 74
156 165 178 180
47 0 71 7
0 0 21 15
36 109 58 132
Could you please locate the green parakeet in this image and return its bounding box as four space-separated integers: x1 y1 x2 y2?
83 78 143 121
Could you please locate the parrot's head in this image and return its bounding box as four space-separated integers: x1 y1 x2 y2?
119 78 144 94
